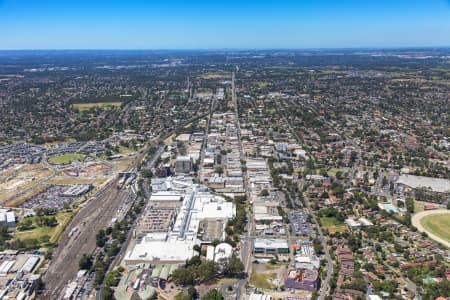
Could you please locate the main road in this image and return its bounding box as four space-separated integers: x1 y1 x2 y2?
231 71 254 300
276 100 334 300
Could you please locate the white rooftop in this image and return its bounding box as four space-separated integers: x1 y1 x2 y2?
150 191 183 202
397 174 450 193
127 177 235 263
214 243 233 262
254 238 288 249
125 235 197 262
249 293 272 300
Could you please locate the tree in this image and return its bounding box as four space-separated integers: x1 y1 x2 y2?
172 267 195 285
187 255 201 267
197 261 219 283
222 256 244 278
18 218 34 231
211 239 221 247
96 229 107 247
405 198 415 213
313 238 323 254
0 226 10 250
201 289 223 300
40 235 50 244
215 166 223 176
107 241 120 257
259 189 269 197
101 286 114 300
105 271 119 287
79 254 93 270
142 168 153 178
187 286 197 299
36 216 58 227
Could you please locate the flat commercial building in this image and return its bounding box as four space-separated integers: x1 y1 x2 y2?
253 201 282 222
175 156 193 174
249 293 272 300
396 174 450 194
0 260 15 275
125 233 197 264
253 238 289 255
61 184 93 197
125 177 235 265
0 209 15 227
149 191 184 202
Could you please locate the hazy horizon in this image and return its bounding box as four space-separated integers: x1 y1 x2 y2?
1 0 450 50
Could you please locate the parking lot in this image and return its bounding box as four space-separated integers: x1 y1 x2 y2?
20 185 82 210
288 210 314 237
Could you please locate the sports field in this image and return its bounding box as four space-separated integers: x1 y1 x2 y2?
72 101 121 111
412 210 450 248
420 213 450 243
48 153 86 164
320 216 347 234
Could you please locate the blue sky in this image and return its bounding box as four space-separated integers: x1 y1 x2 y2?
1 0 450 49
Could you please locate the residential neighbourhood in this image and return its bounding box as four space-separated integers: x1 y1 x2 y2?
0 50 449 300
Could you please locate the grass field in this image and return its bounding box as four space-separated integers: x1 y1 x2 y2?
118 146 135 154
414 200 426 213
48 153 86 164
14 211 74 244
112 157 135 172
165 133 176 143
327 168 343 177
72 101 122 111
174 293 184 300
256 81 270 87
320 217 347 234
420 213 450 243
48 177 106 186
249 271 277 289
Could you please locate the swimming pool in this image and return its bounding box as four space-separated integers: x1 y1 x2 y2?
383 203 399 213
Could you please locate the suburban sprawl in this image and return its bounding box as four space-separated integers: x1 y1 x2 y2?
0 49 449 300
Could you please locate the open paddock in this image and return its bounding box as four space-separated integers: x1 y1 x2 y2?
0 164 53 204
71 101 122 111
320 216 348 234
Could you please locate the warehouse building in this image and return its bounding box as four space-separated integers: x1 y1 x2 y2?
61 184 93 197
21 255 40 273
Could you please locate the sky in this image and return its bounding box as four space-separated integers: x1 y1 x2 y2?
1 0 450 50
